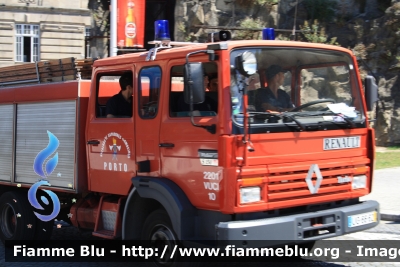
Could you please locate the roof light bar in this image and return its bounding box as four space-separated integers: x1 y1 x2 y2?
154 20 170 41
262 28 275 40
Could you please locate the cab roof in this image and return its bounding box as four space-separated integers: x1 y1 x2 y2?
93 40 354 68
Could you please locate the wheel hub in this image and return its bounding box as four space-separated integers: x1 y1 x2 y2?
150 224 176 266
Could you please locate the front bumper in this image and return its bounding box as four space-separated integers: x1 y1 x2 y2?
217 200 379 246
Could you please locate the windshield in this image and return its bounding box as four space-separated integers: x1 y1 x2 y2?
230 47 365 133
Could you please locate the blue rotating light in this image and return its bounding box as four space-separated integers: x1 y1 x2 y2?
262 28 275 40
154 20 171 41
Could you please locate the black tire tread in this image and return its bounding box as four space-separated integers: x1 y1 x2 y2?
0 191 36 242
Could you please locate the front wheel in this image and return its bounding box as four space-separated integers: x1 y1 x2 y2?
142 209 199 267
0 191 36 243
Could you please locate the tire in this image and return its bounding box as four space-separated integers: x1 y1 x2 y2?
0 191 36 243
142 209 199 267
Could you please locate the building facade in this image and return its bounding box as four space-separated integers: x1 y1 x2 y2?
0 0 91 67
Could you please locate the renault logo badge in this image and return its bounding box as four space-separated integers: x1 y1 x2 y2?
305 164 323 194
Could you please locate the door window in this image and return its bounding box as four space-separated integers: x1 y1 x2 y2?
169 63 218 117
96 72 133 118
138 66 161 119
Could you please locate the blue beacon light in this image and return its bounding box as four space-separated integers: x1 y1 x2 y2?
154 20 170 41
262 28 275 40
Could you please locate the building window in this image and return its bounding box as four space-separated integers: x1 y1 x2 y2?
85 27 91 37
15 24 40 62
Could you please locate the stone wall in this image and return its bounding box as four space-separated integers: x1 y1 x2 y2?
318 0 400 146
359 2 400 146
174 0 280 41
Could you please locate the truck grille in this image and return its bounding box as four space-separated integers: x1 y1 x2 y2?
237 157 370 210
266 165 356 206
268 167 351 200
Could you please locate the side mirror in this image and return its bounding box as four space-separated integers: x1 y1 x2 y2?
183 62 205 104
365 75 378 111
235 51 257 77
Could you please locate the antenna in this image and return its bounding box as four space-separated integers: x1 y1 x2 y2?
291 0 299 41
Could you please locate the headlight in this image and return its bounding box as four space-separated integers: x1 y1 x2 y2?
240 187 261 204
352 175 367 189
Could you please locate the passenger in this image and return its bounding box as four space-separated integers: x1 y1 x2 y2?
178 73 217 113
255 65 294 112
106 72 133 118
207 74 218 92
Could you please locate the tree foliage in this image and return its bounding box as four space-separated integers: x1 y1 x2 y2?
300 20 339 45
234 18 263 40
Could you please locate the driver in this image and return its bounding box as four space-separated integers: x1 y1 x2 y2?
255 65 294 112
106 72 133 118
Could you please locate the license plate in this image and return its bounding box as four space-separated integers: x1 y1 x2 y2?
348 211 377 228
200 158 218 166
323 136 360 150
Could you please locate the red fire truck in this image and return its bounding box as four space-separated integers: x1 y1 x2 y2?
0 22 379 256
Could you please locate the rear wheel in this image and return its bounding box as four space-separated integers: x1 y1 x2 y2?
0 191 36 243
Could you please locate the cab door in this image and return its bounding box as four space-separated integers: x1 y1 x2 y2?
86 67 136 195
159 60 220 209
134 65 162 176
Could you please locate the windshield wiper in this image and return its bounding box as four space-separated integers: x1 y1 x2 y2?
234 111 306 130
280 113 306 130
234 110 356 131
288 111 356 129
253 112 307 130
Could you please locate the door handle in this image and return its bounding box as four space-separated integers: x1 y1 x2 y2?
87 140 100 145
159 143 175 148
